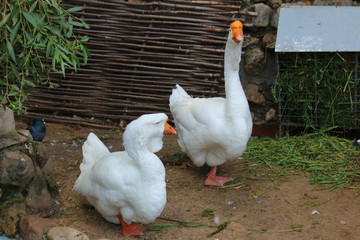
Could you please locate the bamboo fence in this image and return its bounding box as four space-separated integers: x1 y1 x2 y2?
23 0 256 128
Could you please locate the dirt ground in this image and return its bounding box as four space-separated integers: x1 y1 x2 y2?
15 119 360 240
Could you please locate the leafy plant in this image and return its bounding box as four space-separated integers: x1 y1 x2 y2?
0 0 89 113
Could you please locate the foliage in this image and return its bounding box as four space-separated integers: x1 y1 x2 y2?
273 52 359 128
0 0 89 113
242 129 360 190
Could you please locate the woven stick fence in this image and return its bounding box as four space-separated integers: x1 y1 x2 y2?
23 0 255 128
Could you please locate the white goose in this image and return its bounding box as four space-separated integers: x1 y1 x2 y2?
73 113 176 237
169 20 252 186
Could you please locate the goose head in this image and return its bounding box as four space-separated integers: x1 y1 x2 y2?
230 20 244 45
123 113 176 155
225 20 244 71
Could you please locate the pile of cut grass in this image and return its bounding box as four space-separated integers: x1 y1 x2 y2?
242 130 360 189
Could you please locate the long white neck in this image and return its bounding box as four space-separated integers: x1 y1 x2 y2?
224 38 249 118
124 133 165 179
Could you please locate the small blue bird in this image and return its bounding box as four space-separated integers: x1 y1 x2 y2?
353 139 360 147
27 117 46 142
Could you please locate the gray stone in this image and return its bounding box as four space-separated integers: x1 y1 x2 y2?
33 141 49 169
262 33 277 48
251 3 272 27
47 226 90 240
270 10 279 28
0 150 35 188
0 107 15 136
25 167 56 215
19 216 57 240
265 108 277 121
0 131 28 150
268 0 283 8
244 83 266 106
0 194 26 236
244 47 265 76
0 108 28 150
243 37 260 48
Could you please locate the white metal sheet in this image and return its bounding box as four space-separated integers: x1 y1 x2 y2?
275 6 360 52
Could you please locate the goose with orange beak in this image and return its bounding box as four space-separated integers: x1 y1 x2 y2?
74 113 176 237
169 20 252 187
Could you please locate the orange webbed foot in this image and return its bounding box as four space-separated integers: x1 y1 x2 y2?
117 214 143 237
205 166 233 187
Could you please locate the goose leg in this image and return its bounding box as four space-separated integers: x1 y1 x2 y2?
117 214 143 237
205 166 233 186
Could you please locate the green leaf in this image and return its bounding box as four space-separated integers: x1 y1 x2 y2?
67 7 84 12
0 13 11 28
24 80 36 87
45 25 61 36
10 84 19 91
22 12 38 28
46 42 53 58
11 63 20 80
29 1 38 13
72 58 77 72
52 49 60 70
66 24 73 38
11 8 20 26
80 36 89 42
82 46 89 65
8 91 19 97
69 20 86 27
25 32 35 44
10 21 21 43
6 40 16 63
57 45 70 54
60 58 65 77
59 50 73 66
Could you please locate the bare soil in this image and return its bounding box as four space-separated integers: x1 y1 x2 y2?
16 119 360 240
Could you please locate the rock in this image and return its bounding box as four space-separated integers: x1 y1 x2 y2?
18 129 32 139
281 2 308 7
335 0 352 6
270 10 279 28
0 107 15 136
0 194 26 236
46 226 90 240
244 47 265 75
0 150 35 188
0 108 28 150
313 0 352 6
250 3 272 27
25 167 57 216
265 108 276 121
244 83 266 106
243 37 260 48
262 33 277 48
19 216 57 240
32 142 49 169
268 0 282 8
313 0 333 5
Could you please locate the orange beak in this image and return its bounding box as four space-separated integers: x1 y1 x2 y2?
164 122 177 135
230 20 244 44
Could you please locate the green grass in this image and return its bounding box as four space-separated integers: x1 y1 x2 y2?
274 52 358 128
242 129 360 190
